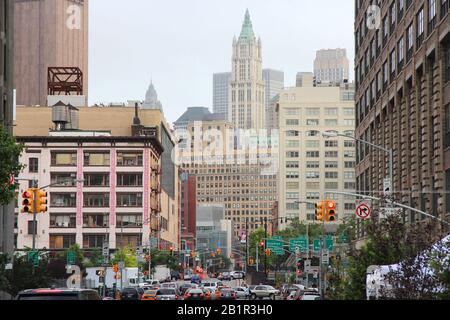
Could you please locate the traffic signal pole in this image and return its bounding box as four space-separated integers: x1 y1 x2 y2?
32 180 38 251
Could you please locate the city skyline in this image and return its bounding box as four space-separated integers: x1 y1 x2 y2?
89 0 355 124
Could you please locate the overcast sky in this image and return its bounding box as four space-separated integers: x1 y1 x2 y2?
89 0 355 124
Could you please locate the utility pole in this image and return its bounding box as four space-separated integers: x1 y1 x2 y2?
245 218 248 274
256 245 259 272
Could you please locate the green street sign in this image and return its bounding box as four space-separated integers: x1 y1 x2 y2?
325 236 334 251
28 251 39 267
313 239 321 252
67 251 75 265
289 237 308 252
272 236 282 240
266 238 284 255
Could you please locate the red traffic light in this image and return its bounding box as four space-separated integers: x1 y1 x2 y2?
259 240 265 248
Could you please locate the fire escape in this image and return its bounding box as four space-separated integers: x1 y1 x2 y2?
150 162 162 248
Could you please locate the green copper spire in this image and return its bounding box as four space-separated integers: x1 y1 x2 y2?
239 9 255 41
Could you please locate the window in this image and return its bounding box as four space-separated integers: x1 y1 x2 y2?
325 172 338 179
84 152 110 166
344 119 355 126
286 161 300 168
325 119 338 126
407 23 413 58
28 221 37 235
428 0 436 34
117 152 143 166
442 0 449 19
51 152 77 166
383 15 389 45
325 161 338 168
306 151 319 158
84 193 109 207
325 108 338 115
286 172 300 179
50 214 76 228
325 182 338 189
390 49 396 79
285 108 300 115
286 130 300 137
398 0 404 19
286 119 299 126
117 193 143 207
325 151 338 158
305 108 320 115
343 108 354 116
50 235 76 249
345 182 356 189
307 130 320 137
51 193 76 207
83 235 108 249
344 151 356 158
286 182 300 189
51 173 77 187
286 140 300 148
390 1 396 30
83 214 109 228
286 151 299 158
383 61 389 88
306 172 320 179
306 182 319 189
306 140 320 148
444 41 450 83
286 203 300 210
306 119 319 126
345 161 356 168
344 140 356 147
417 8 424 48
117 214 143 228
345 203 356 210
344 172 355 179
325 141 338 147
286 192 299 199
306 161 320 168
29 158 38 173
117 173 143 187
398 37 404 70
84 174 109 187
306 192 320 200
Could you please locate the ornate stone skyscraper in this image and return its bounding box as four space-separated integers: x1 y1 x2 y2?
142 81 163 110
229 9 265 130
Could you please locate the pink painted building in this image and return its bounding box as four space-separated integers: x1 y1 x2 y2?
15 132 163 251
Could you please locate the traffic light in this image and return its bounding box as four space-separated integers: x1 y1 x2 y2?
211 252 216 258
315 201 325 221
216 248 221 256
325 200 336 222
265 249 271 257
113 264 119 273
296 258 304 271
169 246 174 255
21 189 35 214
259 240 265 249
36 190 48 213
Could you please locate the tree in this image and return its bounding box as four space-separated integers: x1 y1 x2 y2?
0 126 25 205
111 247 137 267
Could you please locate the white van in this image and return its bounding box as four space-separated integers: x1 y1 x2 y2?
201 281 223 293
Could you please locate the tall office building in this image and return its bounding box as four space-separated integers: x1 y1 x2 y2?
142 81 163 110
314 49 349 85
213 72 231 116
213 69 283 126
229 9 265 130
278 79 356 225
14 0 89 107
263 69 284 129
355 0 450 236
0 0 15 258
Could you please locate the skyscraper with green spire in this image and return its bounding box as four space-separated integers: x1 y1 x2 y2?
228 9 265 130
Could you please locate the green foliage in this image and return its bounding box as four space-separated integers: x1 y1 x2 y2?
0 126 25 205
111 247 138 267
0 252 52 297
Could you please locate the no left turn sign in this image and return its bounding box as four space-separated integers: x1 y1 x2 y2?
356 203 371 219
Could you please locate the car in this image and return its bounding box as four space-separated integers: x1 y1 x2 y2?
230 271 245 280
191 274 201 284
201 281 223 293
216 288 236 300
16 288 101 300
234 286 250 299
170 270 181 281
121 287 145 300
184 288 205 300
160 282 178 290
249 285 279 300
179 283 196 295
155 288 180 300
141 279 160 287
141 290 158 301
218 272 232 281
202 288 212 300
